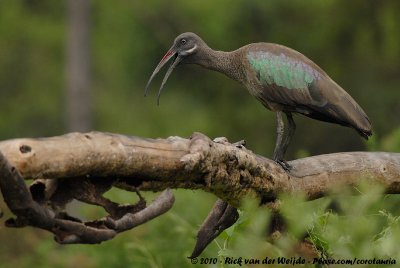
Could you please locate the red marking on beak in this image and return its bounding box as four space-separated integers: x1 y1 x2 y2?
161 49 173 63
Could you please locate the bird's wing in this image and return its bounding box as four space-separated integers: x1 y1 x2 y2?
246 49 323 108
246 48 372 137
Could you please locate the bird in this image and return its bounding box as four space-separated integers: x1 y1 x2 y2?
145 32 372 169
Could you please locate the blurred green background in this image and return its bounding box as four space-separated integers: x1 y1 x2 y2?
0 0 400 267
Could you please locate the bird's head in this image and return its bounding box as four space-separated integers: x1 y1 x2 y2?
145 32 205 104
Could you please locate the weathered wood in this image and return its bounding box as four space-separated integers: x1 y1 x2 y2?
1 130 399 250
0 131 399 205
0 148 175 244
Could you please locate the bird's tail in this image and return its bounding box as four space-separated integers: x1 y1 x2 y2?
357 126 373 140
349 101 372 140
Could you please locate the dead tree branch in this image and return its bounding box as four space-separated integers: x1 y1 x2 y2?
1 131 399 202
0 131 399 245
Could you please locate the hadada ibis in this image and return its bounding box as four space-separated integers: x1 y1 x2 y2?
145 32 372 169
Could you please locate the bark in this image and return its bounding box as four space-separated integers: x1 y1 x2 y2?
0 131 399 244
0 131 399 203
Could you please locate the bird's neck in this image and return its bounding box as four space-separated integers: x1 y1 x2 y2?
195 48 245 83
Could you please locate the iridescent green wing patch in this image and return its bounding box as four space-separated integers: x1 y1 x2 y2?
247 51 321 89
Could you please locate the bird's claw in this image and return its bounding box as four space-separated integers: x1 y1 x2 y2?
275 159 291 171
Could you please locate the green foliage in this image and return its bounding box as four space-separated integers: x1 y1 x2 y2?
0 0 400 267
381 128 400 152
210 184 400 268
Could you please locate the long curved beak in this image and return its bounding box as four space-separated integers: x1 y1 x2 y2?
145 47 182 105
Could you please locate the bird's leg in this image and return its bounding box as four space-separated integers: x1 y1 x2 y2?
273 111 287 168
272 111 291 170
272 111 284 160
281 112 296 161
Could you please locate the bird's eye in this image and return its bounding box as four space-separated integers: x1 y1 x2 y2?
180 39 187 45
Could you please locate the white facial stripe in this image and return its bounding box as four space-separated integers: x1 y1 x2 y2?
182 45 197 55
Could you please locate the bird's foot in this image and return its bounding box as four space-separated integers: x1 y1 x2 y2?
275 159 291 171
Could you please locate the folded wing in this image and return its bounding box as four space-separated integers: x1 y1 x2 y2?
246 47 372 138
